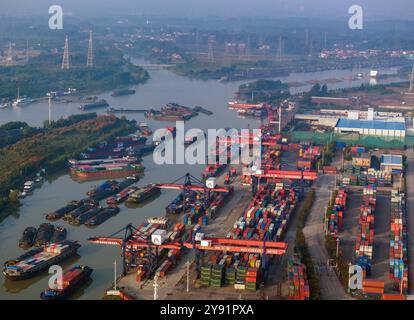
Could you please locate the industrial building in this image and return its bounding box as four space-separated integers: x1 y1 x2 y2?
334 119 406 137
380 155 403 173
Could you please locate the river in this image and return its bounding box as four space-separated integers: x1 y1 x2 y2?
0 60 407 299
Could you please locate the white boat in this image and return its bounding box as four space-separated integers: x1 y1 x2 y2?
23 181 35 193
12 98 35 107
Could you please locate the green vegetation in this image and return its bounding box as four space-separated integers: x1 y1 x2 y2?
0 122 40 148
325 234 349 289
237 79 290 104
324 191 349 290
0 116 137 216
302 83 328 104
0 48 149 99
294 189 320 300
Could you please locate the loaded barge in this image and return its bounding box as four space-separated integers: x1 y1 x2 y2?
40 265 93 300
4 241 81 281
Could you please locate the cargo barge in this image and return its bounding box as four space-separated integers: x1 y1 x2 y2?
50 226 67 242
3 241 81 281
34 223 55 247
79 99 109 111
70 163 144 180
45 200 84 221
63 203 97 222
110 89 136 97
40 265 93 300
88 177 138 201
107 187 138 205
19 227 37 249
126 184 161 204
71 207 103 225
85 207 120 226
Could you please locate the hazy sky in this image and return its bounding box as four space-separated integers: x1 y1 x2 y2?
1 0 414 20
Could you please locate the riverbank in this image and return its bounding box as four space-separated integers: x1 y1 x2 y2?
0 115 138 220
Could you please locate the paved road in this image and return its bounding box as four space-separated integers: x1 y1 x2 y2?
303 174 351 300
405 149 414 294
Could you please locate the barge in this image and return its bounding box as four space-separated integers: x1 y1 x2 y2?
4 241 81 281
40 265 93 300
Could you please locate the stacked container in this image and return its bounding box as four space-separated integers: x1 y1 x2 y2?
389 190 408 292
328 188 347 235
355 186 376 275
288 260 310 300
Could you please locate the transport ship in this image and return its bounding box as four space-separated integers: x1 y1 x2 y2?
84 207 120 226
165 190 198 215
106 187 138 205
45 200 84 221
70 163 144 180
68 156 139 167
63 203 97 222
88 177 137 201
227 101 265 110
34 223 55 247
79 99 109 111
50 226 67 242
126 184 161 204
110 88 136 97
40 265 93 300
19 227 37 249
71 207 102 225
3 241 81 281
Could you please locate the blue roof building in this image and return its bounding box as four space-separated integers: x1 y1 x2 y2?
380 154 403 172
334 118 406 137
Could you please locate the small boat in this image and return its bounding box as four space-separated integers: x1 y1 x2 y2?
23 181 35 194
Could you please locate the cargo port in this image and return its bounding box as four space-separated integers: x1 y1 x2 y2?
2 7 414 304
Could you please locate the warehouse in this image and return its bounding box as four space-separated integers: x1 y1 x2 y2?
334 119 406 137
380 155 403 173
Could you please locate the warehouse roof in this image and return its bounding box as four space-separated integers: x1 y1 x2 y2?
381 154 403 165
335 119 405 130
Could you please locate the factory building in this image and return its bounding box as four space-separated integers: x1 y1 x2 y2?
334 119 406 137
380 155 403 173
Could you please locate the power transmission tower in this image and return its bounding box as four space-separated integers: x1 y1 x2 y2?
5 42 13 66
61 35 70 70
277 35 283 61
207 35 215 63
87 30 94 67
409 63 414 93
246 35 251 59
26 40 29 64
